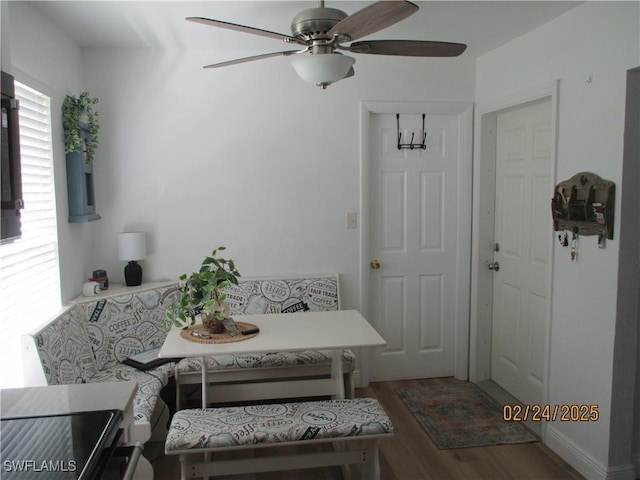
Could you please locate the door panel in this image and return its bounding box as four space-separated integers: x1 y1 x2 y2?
491 99 552 404
419 274 443 349
380 276 406 352
420 172 444 250
381 171 406 250
369 113 460 381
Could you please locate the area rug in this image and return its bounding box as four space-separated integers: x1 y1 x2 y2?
396 382 538 449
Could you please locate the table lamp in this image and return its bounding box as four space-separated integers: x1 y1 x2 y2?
117 232 146 286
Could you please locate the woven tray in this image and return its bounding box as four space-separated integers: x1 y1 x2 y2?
180 322 259 344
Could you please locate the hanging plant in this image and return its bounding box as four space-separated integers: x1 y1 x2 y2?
62 92 99 163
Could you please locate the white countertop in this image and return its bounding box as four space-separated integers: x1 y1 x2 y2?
159 309 386 358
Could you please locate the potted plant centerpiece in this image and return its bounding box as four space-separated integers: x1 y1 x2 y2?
165 247 241 334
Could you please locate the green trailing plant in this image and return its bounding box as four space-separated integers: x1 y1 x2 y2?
62 92 99 162
165 246 241 330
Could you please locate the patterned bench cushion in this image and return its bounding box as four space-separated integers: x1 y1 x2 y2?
175 349 354 374
81 285 178 370
225 276 339 315
165 398 393 452
31 304 170 427
89 363 172 424
33 305 99 385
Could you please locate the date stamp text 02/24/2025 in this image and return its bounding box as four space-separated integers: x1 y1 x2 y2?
503 404 599 422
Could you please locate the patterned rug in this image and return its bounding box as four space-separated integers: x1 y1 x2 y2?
397 382 538 449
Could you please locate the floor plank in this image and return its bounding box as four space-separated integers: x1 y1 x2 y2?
149 378 584 479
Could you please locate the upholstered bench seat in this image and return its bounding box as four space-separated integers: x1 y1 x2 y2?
175 349 354 372
89 362 173 424
174 349 355 407
165 398 393 479
22 284 180 446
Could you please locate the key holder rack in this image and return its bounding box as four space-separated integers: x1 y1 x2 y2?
551 171 615 240
397 113 427 150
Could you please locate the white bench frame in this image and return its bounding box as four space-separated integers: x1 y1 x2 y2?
175 359 355 408
170 434 390 479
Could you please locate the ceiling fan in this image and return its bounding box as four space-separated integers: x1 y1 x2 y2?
187 1 467 89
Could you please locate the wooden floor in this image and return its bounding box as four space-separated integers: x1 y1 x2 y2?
147 378 584 480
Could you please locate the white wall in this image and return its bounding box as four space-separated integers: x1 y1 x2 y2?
6 2 96 304
476 2 639 477
81 46 475 309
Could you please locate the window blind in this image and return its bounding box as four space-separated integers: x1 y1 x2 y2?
0 82 60 388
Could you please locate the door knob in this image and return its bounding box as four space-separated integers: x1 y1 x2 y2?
370 259 381 270
488 261 500 272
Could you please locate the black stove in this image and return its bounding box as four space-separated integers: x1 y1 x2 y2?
1 409 123 480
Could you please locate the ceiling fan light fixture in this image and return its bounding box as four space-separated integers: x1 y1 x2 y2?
290 53 355 88
190 1 467 88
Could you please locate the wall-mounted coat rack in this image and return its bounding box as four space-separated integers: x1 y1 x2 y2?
397 113 427 150
551 171 615 240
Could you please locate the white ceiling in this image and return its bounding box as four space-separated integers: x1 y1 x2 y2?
31 1 583 59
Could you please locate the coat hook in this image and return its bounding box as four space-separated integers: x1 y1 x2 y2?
397 113 427 150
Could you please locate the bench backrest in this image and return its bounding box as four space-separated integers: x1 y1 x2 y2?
224 275 340 315
79 285 178 370
22 275 339 384
27 304 99 385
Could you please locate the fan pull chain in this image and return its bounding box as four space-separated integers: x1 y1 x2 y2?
397 113 427 150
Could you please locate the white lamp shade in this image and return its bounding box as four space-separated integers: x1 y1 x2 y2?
118 232 146 261
291 53 355 86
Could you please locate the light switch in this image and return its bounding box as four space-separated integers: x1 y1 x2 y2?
346 212 357 229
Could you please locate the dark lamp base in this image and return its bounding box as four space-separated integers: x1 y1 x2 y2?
124 261 142 286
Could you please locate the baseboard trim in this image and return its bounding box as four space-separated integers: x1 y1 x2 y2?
545 425 635 480
604 465 638 480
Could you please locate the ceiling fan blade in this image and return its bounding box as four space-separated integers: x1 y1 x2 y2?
204 50 303 69
328 1 418 42
347 40 467 57
187 17 307 46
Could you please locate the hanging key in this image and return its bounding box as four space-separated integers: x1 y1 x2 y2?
570 228 579 262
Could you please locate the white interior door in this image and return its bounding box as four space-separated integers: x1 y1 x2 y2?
368 113 461 381
491 99 552 405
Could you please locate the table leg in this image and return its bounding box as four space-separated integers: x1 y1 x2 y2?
331 348 345 400
331 351 347 477
200 356 207 408
200 356 211 480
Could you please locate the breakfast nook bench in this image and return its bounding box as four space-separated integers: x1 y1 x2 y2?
165 397 393 479
20 282 180 479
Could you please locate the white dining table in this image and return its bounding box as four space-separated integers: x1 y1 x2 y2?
159 309 386 406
